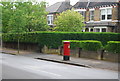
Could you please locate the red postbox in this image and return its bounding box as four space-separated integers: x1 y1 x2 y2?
63 41 70 61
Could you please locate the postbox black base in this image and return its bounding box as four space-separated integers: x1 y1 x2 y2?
63 56 70 61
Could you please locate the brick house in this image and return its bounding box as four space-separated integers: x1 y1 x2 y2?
46 0 120 32
46 0 72 27
73 1 120 32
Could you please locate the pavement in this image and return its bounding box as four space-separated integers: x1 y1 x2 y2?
1 53 118 79
1 47 119 72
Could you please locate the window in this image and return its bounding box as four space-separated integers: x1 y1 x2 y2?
47 15 53 25
100 8 112 21
90 11 94 21
102 28 106 32
90 28 93 32
94 27 107 32
101 9 106 20
78 11 86 17
107 8 112 20
85 28 89 32
95 28 100 32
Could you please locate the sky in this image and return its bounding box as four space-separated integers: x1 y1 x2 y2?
44 0 79 6
0 0 118 5
0 0 79 5
37 0 119 6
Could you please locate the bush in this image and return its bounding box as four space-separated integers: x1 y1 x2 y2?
2 32 120 48
62 40 103 51
79 40 103 51
62 40 81 49
105 41 120 53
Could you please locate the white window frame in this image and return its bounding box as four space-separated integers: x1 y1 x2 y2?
100 7 112 21
88 27 94 32
94 27 108 32
74 9 86 12
78 11 86 17
47 14 53 25
89 10 94 21
74 9 86 17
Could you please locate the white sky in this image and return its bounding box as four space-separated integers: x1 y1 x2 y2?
0 0 118 5
43 0 79 6
36 0 119 6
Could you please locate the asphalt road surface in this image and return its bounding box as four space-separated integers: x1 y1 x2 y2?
0 53 118 79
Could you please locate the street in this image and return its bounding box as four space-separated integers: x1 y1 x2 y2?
0 53 118 79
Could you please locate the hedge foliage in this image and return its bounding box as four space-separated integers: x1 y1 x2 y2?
62 40 80 49
2 31 120 48
105 41 120 53
62 40 103 51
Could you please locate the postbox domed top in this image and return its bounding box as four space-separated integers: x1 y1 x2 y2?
63 41 70 44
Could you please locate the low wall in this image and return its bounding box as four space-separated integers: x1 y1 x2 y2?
41 46 119 62
80 51 101 60
60 47 118 62
2 42 40 52
103 52 119 62
71 49 119 62
70 49 101 59
2 42 119 62
42 45 60 54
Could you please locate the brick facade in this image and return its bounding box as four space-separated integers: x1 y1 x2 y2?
47 1 119 33
112 6 118 20
85 6 118 22
77 6 119 32
94 8 100 21
86 9 90 22
73 2 119 33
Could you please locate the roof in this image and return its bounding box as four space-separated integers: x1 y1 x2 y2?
86 22 117 27
73 2 118 8
88 2 118 8
73 2 88 8
46 1 72 14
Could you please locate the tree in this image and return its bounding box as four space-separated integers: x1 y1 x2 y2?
8 7 27 33
1 1 49 54
1 1 49 33
0 4 2 33
53 9 85 32
7 3 27 54
1 2 14 33
20 2 49 32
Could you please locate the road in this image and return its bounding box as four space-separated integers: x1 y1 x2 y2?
0 53 118 79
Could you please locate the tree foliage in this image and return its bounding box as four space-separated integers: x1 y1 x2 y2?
1 2 49 33
53 9 85 32
0 5 2 33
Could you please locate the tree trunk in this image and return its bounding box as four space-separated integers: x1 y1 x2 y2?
17 38 20 54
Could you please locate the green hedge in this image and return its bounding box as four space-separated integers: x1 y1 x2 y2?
62 40 80 49
2 31 120 48
62 40 103 51
80 40 103 51
105 41 120 53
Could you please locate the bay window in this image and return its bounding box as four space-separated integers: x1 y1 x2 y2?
94 27 107 32
100 8 112 21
